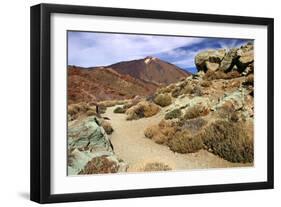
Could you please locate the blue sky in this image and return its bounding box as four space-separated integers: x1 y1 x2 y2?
68 31 251 73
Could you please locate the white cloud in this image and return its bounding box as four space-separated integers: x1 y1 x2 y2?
68 32 204 67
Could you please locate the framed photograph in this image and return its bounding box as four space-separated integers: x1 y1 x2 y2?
30 3 274 203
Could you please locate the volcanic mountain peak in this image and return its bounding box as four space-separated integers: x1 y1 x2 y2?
144 56 157 64
107 57 191 85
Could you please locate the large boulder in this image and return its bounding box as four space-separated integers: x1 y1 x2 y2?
237 43 254 71
67 116 127 175
195 49 225 72
220 48 238 72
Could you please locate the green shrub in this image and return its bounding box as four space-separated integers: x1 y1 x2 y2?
154 93 172 107
165 109 182 120
113 106 126 113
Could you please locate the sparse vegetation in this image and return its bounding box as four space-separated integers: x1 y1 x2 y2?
126 101 160 120
200 80 212 87
204 70 241 81
101 120 114 135
183 105 209 120
179 117 207 133
192 85 203 96
142 162 172 171
144 119 176 144
165 109 182 120
243 74 254 86
202 120 253 163
79 156 119 174
171 87 181 98
86 109 97 116
153 93 172 107
167 130 204 153
182 85 193 94
113 106 126 113
68 102 96 120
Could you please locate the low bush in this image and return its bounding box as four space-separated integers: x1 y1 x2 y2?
142 162 172 171
101 120 114 135
201 120 253 163
86 109 97 116
154 93 172 107
167 130 204 153
79 155 119 174
183 105 209 120
126 101 160 120
165 109 182 120
68 102 96 120
200 80 212 87
243 74 254 86
113 106 126 113
182 85 193 94
192 85 203 96
144 120 176 144
171 87 181 98
179 117 207 134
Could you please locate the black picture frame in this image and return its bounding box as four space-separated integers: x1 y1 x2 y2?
30 3 274 204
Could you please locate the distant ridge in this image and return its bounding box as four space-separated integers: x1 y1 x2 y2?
68 57 190 104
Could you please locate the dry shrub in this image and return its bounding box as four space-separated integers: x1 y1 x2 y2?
142 162 172 171
192 85 203 96
243 74 254 86
79 155 119 174
204 70 241 81
126 101 160 120
204 70 227 80
171 87 181 98
113 106 126 113
154 93 172 107
144 120 176 144
86 109 96 116
217 101 237 120
157 85 174 94
225 70 241 79
98 99 128 107
179 117 207 134
200 80 212 87
183 105 209 120
68 102 96 120
101 120 114 135
165 108 182 120
183 85 193 94
202 120 253 163
167 130 204 153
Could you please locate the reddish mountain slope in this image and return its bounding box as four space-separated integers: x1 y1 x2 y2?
108 56 191 85
68 66 159 104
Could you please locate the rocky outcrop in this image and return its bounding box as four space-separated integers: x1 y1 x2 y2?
195 42 254 75
68 116 127 175
144 43 254 163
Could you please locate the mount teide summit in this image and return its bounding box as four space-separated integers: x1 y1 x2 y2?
68 57 190 104
108 56 191 85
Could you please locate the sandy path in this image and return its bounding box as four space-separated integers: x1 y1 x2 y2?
105 106 251 172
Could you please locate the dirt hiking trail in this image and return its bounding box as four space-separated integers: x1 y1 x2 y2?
105 106 251 172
